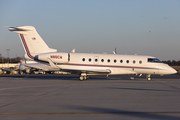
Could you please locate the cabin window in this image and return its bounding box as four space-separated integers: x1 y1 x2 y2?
139 61 142 64
126 60 129 63
114 59 117 63
89 58 91 62
107 59 110 63
133 60 136 64
148 58 162 63
120 60 123 63
95 59 98 62
68 53 70 62
101 59 104 62
82 58 85 62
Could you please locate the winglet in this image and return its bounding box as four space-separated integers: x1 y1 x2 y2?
71 48 75 53
113 47 117 54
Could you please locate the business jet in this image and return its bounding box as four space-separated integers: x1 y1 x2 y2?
8 26 177 81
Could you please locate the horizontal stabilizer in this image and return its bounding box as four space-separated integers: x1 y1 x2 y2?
7 26 33 31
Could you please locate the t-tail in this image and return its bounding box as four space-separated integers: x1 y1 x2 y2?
8 26 57 59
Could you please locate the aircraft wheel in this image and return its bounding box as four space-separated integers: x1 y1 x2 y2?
146 75 151 81
79 76 88 81
147 77 151 81
84 76 88 80
79 76 84 81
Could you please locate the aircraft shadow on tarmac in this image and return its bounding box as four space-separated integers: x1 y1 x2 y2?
61 105 180 120
0 74 137 81
106 87 179 92
0 74 179 81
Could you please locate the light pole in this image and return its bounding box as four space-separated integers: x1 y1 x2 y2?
0 54 3 68
6 49 10 68
0 54 1 68
2 57 3 68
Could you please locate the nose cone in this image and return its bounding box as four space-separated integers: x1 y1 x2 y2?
162 67 177 75
168 67 177 74
158 65 177 75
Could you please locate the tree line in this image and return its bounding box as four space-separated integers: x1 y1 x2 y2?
162 60 180 66
0 57 23 63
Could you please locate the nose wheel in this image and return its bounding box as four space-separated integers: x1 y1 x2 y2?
146 74 151 81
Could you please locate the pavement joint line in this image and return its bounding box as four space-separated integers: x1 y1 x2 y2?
0 85 62 91
154 81 180 90
1 112 180 114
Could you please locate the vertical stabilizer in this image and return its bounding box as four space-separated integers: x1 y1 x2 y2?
8 26 57 59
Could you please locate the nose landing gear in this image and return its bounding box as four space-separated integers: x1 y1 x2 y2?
146 74 151 81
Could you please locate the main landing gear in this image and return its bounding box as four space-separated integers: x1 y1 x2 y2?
79 73 88 81
79 76 88 81
146 74 151 81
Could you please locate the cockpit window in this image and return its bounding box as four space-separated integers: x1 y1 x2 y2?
148 58 162 63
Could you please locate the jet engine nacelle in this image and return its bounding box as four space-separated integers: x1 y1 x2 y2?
19 64 29 70
35 52 69 63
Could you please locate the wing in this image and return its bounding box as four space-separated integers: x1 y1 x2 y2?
61 68 111 75
25 63 59 71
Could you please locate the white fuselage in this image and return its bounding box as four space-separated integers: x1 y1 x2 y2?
41 52 176 76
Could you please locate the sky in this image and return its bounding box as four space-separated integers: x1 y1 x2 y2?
0 0 180 61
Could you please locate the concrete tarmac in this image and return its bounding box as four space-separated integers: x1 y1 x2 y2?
0 74 180 120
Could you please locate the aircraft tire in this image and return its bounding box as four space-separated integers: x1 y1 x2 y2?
79 76 84 81
146 74 151 81
84 76 87 79
147 77 151 81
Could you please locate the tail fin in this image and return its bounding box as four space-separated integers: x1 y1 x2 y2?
8 26 57 59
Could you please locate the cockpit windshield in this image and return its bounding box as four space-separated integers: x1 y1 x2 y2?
148 58 162 63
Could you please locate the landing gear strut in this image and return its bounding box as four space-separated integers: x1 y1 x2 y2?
146 74 151 81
